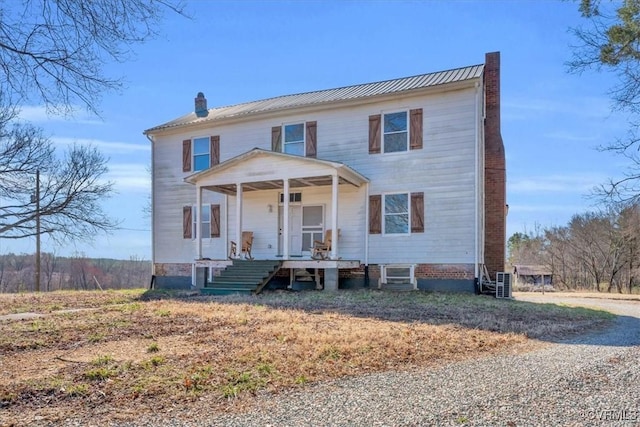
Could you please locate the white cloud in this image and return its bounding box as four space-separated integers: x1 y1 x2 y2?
508 203 590 214
18 105 103 125
509 173 606 193
503 95 615 120
52 137 150 154
106 163 150 192
542 131 600 143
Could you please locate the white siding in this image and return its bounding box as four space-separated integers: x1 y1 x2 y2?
151 83 481 265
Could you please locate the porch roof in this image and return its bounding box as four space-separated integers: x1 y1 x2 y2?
184 148 369 195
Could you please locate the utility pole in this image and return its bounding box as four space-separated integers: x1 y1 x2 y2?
35 169 41 292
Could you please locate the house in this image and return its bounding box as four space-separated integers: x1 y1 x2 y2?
143 52 506 294
513 265 553 289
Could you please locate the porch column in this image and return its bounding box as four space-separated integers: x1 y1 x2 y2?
236 183 243 257
283 179 290 259
196 185 203 259
331 173 338 259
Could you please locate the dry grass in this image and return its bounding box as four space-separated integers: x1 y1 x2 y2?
514 291 640 301
0 289 614 426
0 289 144 315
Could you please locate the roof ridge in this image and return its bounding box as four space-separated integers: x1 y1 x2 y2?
211 63 485 111
144 62 485 134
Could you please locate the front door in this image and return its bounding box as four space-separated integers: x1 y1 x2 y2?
278 205 302 256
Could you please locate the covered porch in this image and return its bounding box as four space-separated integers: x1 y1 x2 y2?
185 149 369 292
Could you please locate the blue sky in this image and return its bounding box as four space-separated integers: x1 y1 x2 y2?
1 0 627 260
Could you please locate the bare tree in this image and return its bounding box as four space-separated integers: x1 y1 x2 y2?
534 205 640 293
0 0 186 115
569 0 640 204
507 228 547 267
41 251 58 292
0 254 6 292
0 117 117 242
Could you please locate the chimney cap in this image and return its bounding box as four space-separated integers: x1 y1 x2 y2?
195 92 208 118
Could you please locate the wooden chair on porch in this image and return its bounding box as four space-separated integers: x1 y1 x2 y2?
229 231 254 260
311 229 334 260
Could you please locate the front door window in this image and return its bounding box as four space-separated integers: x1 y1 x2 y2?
302 206 324 252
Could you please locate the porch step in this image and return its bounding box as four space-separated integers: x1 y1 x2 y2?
203 260 281 295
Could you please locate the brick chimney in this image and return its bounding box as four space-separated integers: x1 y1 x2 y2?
195 92 208 118
483 52 506 280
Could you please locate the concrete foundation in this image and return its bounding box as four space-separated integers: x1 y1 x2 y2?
324 268 338 291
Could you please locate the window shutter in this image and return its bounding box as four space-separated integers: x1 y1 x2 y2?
369 114 381 154
369 195 381 234
210 135 220 166
182 140 191 172
271 126 282 152
211 204 220 238
411 192 424 233
410 108 423 150
182 206 192 239
305 121 317 158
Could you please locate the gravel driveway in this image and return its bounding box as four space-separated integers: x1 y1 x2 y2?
79 295 640 427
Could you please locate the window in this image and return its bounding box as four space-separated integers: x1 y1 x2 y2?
383 111 408 153
380 264 416 288
192 205 211 238
272 122 317 157
193 137 210 171
279 192 302 203
182 136 219 172
284 123 304 156
183 205 219 239
369 192 423 235
384 193 409 234
369 109 422 154
301 205 324 251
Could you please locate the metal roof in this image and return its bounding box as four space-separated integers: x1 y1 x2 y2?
145 63 484 134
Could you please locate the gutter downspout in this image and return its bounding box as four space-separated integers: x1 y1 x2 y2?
364 182 370 287
474 82 480 283
144 133 156 282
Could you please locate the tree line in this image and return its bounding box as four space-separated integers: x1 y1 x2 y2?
0 253 151 293
509 204 640 293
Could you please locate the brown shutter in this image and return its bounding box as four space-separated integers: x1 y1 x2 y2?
369 195 381 234
183 206 192 239
411 192 424 233
182 140 191 172
210 135 220 166
305 121 317 158
410 108 423 150
271 126 282 152
211 204 220 238
369 114 381 154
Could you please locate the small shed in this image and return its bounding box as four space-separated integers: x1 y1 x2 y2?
513 265 553 288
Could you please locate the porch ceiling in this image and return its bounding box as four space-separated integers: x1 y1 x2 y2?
204 175 356 195
185 148 369 195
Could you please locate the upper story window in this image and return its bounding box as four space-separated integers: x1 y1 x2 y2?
369 109 422 155
271 121 317 158
182 136 220 173
193 137 210 171
383 111 408 153
284 123 305 156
